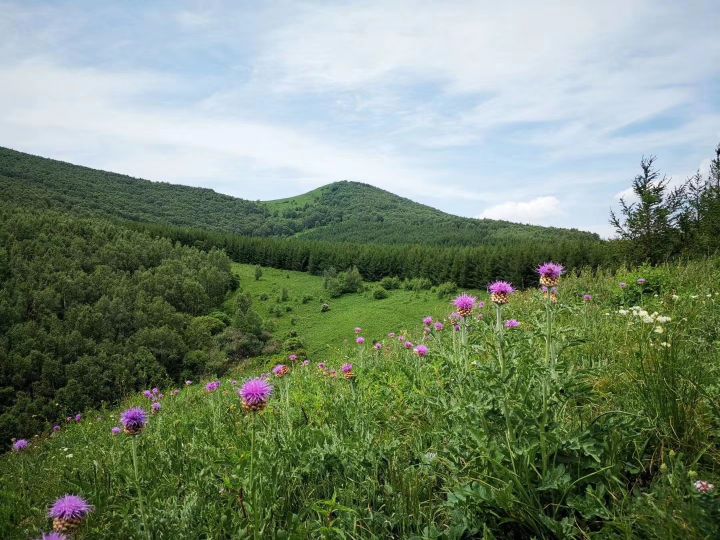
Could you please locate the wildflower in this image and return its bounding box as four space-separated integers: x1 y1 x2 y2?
618 309 628 315
505 319 521 329
49 495 93 535
356 336 365 345
454 324 461 332
205 381 221 392
289 354 298 362
656 315 671 323
619 282 628 289
660 342 671 348
151 402 161 414
374 342 383 351
53 425 61 433
66 417 72 423
318 362 327 371
120 407 148 436
453 294 477 317
448 312 461 324
537 262 565 287
185 380 193 386
171 389 180 397
654 326 664 334
13 439 29 452
354 327 362 334
488 281 515 305
143 390 153 399
272 364 290 378
341 363 354 380
637 278 647 286
302 359 310 366
415 345 429 357
388 332 396 338
671 294 679 300
582 294 593 302
423 316 433 325
328 370 338 378
398 335 406 341
74 414 82 423
238 378 273 413
404 341 414 349
151 387 159 395
37 533 67 540
694 480 715 494
434 322 444 331
111 427 121 436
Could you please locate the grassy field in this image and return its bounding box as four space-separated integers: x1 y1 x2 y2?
232 263 486 360
2 260 720 538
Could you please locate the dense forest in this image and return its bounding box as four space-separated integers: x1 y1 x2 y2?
0 146 599 247
0 206 270 447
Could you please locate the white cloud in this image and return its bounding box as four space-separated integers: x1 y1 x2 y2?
478 196 562 225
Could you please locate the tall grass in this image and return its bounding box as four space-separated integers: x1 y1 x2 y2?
2 259 720 538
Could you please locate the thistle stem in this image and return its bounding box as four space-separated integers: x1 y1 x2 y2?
131 437 151 540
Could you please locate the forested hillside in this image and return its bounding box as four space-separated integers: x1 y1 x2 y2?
0 146 599 246
0 205 270 448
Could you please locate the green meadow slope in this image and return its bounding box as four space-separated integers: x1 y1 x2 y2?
2 260 720 538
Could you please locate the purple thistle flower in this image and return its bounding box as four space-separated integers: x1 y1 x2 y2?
398 335 406 341
239 377 273 412
354 327 363 334
12 439 29 452
374 342 383 350
453 294 477 317
454 324 461 332
74 414 82 423
637 278 647 285
488 281 515 304
415 345 429 357
583 294 593 302
185 380 193 386
404 341 414 349
111 427 121 436
388 332 396 338
49 495 93 521
38 533 67 540
66 417 72 423
423 316 433 325
205 381 221 392
356 336 365 345
448 312 461 323
171 388 180 396
619 282 628 289
341 363 353 374
143 390 153 399
151 402 161 414
120 407 147 436
505 319 521 329
151 387 159 395
288 354 298 362
434 322 444 331
537 262 565 287
318 362 327 371
53 425 61 432
302 359 310 366
272 364 290 377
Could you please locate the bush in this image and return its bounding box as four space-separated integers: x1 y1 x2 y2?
404 277 433 291
372 286 389 300
436 281 458 298
320 303 330 312
380 276 402 290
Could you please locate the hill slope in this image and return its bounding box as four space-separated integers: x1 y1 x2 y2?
0 146 599 246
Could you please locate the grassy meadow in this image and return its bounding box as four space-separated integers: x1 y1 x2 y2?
2 260 720 538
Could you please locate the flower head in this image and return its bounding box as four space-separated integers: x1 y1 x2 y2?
354 327 363 334
111 427 121 436
151 402 161 414
341 363 354 380
537 262 565 287
453 294 477 317
505 319 521 329
302 359 310 366
288 354 298 362
404 341 414 349
388 332 396 338
272 364 290 378
12 439 29 452
619 282 627 289
38 533 67 540
434 322 444 331
374 342 383 351
171 388 180 397
239 377 273 413
120 407 147 436
583 294 593 302
74 414 82 423
53 425 61 432
49 495 93 533
415 345 429 357
205 381 221 392
488 281 515 304
318 362 327 371
454 324 461 332
637 278 647 286
356 336 365 345
185 380 193 386
143 390 153 399
423 316 433 326
694 480 715 494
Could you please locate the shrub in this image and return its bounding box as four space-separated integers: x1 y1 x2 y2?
380 276 402 290
404 277 433 291
372 286 389 300
436 281 458 298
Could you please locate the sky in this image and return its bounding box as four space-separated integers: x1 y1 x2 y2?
1 1 719 237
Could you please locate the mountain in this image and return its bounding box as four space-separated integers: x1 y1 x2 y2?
0 146 600 247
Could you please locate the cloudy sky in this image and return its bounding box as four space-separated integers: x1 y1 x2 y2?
2 1 719 236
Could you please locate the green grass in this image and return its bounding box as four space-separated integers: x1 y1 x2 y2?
3 260 720 538
233 263 485 359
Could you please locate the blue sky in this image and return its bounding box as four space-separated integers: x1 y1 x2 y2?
1 1 719 236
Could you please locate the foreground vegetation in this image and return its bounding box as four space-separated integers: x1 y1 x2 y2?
3 259 719 538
